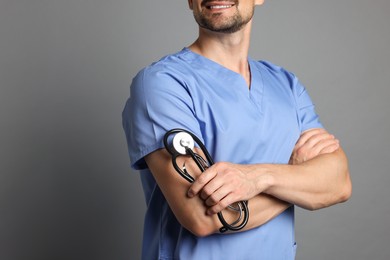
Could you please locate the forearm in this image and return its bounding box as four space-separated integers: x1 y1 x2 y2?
147 144 351 237
210 148 351 231
261 148 352 210
186 129 351 232
205 193 290 234
240 194 291 231
146 148 292 236
183 147 350 235
180 174 291 235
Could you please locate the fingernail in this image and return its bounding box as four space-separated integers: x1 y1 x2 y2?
187 191 194 198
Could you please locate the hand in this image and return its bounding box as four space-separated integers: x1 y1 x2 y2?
187 162 268 215
289 128 340 165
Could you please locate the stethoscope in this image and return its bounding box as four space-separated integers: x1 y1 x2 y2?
163 128 249 233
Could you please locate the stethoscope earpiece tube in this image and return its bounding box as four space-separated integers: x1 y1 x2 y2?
163 128 249 233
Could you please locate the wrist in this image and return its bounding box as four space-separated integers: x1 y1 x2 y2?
250 164 276 195
261 164 276 194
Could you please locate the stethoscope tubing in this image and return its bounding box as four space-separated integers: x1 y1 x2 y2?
163 128 249 233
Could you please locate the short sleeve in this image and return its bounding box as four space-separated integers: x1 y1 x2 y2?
122 67 201 170
292 76 323 132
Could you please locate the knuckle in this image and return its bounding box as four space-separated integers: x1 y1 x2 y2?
205 198 214 206
212 206 221 214
197 175 207 185
214 161 229 172
220 200 229 210
214 161 223 169
296 147 306 156
201 188 212 198
317 128 327 134
209 194 218 204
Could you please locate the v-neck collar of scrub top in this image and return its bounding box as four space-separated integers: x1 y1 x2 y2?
180 47 265 114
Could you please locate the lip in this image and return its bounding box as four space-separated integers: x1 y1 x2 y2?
202 1 236 10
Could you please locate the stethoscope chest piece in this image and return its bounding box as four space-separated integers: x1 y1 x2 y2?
164 128 249 233
172 132 194 155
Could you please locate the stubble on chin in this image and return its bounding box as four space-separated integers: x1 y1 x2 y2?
193 6 253 34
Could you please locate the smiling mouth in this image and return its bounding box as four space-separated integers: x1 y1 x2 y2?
203 1 235 10
207 4 234 9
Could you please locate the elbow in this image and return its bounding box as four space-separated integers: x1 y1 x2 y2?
191 228 213 238
305 177 352 211
173 201 221 237
302 153 352 211
337 150 352 203
339 174 352 203
305 201 327 211
308 174 352 211
185 221 216 237
180 215 218 237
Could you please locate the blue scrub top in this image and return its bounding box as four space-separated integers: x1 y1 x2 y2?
122 48 322 259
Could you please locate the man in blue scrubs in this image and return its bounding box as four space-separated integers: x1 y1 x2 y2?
122 0 352 259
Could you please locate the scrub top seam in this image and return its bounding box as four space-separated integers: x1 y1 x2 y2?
249 60 265 116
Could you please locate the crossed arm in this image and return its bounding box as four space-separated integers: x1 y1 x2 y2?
145 128 352 237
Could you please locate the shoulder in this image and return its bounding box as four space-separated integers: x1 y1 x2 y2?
252 60 297 81
251 59 302 93
137 49 194 81
131 49 197 95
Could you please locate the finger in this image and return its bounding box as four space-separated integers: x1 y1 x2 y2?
296 137 338 161
319 140 340 154
207 194 235 215
304 133 335 150
294 133 333 156
200 177 224 200
187 166 218 198
204 184 232 206
306 139 339 159
291 132 338 164
295 128 325 149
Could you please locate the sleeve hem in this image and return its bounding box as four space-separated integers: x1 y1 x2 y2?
130 141 165 170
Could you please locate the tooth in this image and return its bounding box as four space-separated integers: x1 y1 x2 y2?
210 5 232 9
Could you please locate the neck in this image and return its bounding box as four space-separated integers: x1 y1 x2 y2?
189 21 253 87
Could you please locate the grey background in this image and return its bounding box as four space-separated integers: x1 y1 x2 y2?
0 0 389 259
